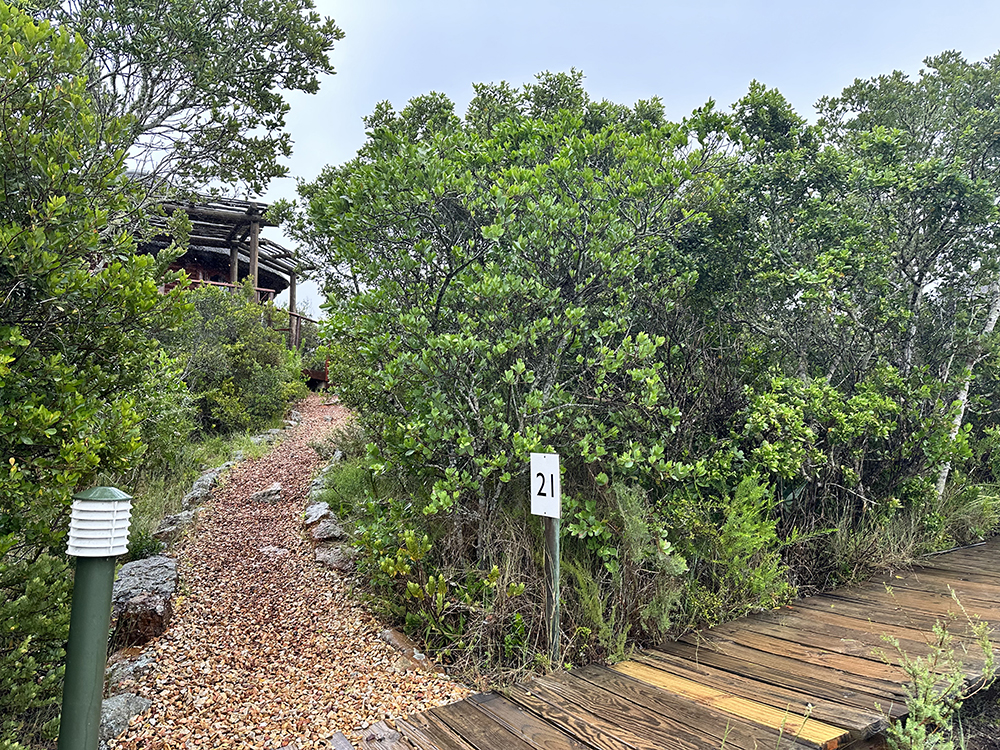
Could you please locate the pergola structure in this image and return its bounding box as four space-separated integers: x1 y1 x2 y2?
139 196 308 314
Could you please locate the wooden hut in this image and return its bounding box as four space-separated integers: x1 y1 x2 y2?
138 196 316 352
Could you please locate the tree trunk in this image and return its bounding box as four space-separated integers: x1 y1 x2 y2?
935 280 1000 500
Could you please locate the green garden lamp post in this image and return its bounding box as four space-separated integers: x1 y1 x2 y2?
58 487 132 750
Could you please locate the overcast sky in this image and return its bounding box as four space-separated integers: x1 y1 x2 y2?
265 0 1000 314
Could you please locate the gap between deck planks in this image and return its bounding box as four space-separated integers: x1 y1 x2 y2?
358 538 1000 750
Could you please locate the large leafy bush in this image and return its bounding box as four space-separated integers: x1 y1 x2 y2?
0 4 186 744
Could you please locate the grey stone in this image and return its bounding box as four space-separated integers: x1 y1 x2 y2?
106 652 156 694
100 693 151 743
259 545 290 558
113 556 177 607
303 502 332 526
111 556 177 647
314 543 357 572
249 482 282 504
152 509 197 543
250 430 283 446
310 518 346 542
180 489 206 510
113 591 173 647
290 410 303 421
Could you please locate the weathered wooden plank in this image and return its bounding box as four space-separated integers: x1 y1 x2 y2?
398 712 478 750
760 605 969 654
735 611 936 662
521 677 722 750
908 563 1000 589
431 699 539 750
918 557 1000 582
789 596 975 638
827 585 1000 624
650 640 906 717
466 691 594 750
330 732 357 750
877 572 1000 611
602 662 844 750
631 648 887 738
681 628 911 683
506 682 647 750
865 571 1000 609
665 630 907 699
357 720 415 749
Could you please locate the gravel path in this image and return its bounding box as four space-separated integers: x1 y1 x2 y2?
111 394 470 749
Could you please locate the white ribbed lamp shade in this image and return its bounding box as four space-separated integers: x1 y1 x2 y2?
67 487 133 557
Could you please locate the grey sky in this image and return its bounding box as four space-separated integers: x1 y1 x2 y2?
265 0 1000 315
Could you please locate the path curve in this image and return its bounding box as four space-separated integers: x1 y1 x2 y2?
111 393 469 749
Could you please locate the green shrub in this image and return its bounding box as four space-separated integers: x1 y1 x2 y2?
682 475 795 626
162 284 308 434
0 4 186 741
879 598 996 750
0 556 71 748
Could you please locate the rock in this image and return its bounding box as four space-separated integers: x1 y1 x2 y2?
303 502 332 526
100 693 151 745
191 470 218 495
111 556 177 647
310 518 346 542
289 410 302 421
113 556 177 605
249 482 282 504
378 628 444 674
152 509 197 543
250 430 283 446
105 651 156 695
360 721 401 746
259 545 290 558
314 543 357 573
284 420 297 428
113 592 173 647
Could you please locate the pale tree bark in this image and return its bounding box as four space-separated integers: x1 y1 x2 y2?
935 279 1000 500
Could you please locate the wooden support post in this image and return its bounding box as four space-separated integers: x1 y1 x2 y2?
544 516 560 667
289 272 298 347
249 220 260 294
229 242 239 285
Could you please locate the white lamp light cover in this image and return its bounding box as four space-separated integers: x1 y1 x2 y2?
67 499 132 557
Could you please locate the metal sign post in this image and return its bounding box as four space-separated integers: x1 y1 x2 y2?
530 452 561 666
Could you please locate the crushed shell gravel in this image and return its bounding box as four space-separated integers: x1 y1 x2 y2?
109 394 470 749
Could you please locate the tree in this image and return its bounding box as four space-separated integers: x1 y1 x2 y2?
0 4 186 743
26 0 344 195
818 51 1000 500
290 73 780 656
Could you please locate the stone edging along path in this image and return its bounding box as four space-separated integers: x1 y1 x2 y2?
106 393 469 749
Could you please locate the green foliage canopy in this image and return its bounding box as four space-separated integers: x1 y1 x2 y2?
27 0 344 193
0 5 187 743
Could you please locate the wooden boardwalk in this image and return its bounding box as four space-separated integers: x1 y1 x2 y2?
358 539 1000 750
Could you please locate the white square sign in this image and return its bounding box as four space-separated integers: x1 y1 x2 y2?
530 452 561 518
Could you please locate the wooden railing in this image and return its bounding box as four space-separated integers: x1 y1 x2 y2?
185 278 276 304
